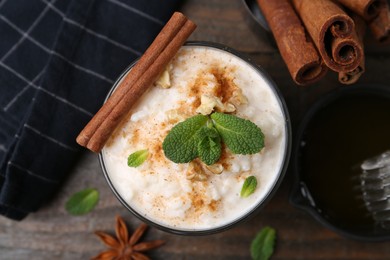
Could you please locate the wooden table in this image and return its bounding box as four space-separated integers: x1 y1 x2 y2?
1 0 390 259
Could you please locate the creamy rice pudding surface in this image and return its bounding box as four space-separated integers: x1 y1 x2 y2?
102 46 286 231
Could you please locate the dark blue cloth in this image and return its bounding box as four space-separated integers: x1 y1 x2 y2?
0 0 181 220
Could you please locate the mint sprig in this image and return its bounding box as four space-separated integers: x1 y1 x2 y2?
162 112 264 165
127 149 149 167
250 226 276 260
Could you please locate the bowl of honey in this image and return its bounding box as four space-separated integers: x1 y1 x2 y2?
290 84 390 241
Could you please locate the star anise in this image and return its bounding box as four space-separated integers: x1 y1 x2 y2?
92 215 165 260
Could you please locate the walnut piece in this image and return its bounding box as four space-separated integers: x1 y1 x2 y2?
223 102 236 113
186 160 208 181
165 109 186 123
196 95 223 115
186 160 224 181
205 163 224 174
230 89 248 106
196 94 237 115
155 68 171 89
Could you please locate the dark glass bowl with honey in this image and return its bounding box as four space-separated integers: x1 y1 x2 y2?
290 84 390 241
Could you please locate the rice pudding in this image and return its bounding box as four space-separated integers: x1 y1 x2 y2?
101 44 289 232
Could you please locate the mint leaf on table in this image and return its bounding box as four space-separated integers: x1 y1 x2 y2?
162 114 208 163
127 149 149 167
197 125 221 165
65 188 99 216
210 112 264 154
241 176 257 198
251 226 276 260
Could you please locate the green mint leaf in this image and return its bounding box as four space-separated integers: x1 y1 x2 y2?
197 126 222 165
163 114 208 163
241 176 257 198
65 188 99 216
250 226 276 260
127 149 149 167
211 112 264 154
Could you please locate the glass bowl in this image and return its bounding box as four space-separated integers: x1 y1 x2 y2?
99 41 291 235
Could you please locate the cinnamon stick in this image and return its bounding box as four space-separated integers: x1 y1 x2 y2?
335 0 385 21
339 64 365 84
76 12 188 148
257 0 327 86
77 13 196 153
292 0 362 73
339 14 366 85
330 35 363 72
369 1 390 43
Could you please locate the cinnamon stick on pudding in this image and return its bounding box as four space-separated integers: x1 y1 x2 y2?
292 0 362 73
335 0 385 21
76 12 196 153
257 0 327 86
339 14 366 84
77 12 188 149
369 1 390 43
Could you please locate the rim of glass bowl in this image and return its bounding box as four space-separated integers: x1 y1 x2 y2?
99 41 292 235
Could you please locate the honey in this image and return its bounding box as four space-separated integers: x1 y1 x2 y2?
299 90 390 233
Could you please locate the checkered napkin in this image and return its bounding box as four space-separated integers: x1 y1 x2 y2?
0 0 181 220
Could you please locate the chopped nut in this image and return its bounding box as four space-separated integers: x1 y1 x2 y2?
186 160 209 181
223 102 236 113
165 109 186 123
196 94 236 115
186 161 225 181
231 89 248 105
214 99 225 111
196 95 223 115
205 163 224 174
155 68 171 89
